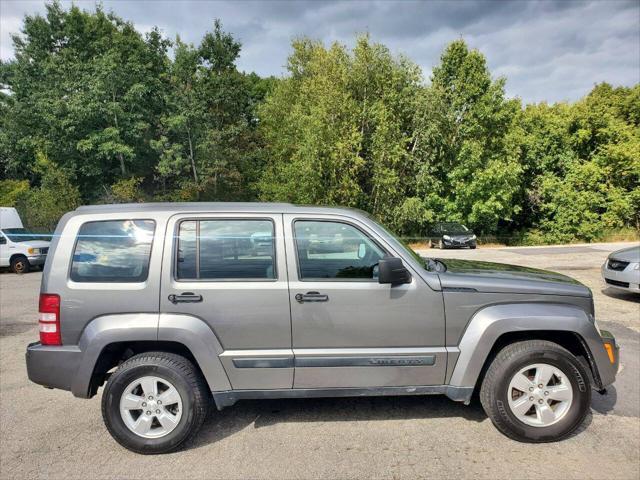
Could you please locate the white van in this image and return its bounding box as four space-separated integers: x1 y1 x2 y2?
0 207 50 273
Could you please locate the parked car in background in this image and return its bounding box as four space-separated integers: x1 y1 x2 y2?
428 222 477 249
26 203 618 453
601 245 640 293
0 207 50 273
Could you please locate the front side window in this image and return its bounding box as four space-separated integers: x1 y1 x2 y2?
176 219 276 280
294 220 385 280
71 220 155 282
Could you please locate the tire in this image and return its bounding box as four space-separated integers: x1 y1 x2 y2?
480 340 591 443
470 245 477 250
10 255 30 274
102 352 210 454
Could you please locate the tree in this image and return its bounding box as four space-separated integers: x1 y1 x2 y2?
153 21 266 201
1 2 170 200
258 36 422 230
519 83 640 241
411 40 523 234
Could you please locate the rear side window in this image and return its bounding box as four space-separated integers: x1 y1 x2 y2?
176 219 276 280
71 220 155 283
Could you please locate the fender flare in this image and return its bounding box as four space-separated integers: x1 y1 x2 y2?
72 313 231 398
157 313 232 392
73 313 159 397
447 303 607 388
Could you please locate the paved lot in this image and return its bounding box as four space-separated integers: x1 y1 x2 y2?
0 243 638 479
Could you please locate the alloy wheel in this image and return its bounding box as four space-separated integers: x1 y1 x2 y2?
507 363 574 427
119 376 183 438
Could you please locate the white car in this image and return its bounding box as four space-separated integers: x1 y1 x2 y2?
0 207 50 273
601 245 640 293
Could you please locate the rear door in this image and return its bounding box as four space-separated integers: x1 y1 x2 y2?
284 214 447 389
160 213 293 390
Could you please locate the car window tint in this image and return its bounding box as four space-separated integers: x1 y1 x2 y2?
71 220 155 282
294 221 385 280
176 219 276 280
177 220 197 279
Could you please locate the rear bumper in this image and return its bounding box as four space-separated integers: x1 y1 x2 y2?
26 342 83 393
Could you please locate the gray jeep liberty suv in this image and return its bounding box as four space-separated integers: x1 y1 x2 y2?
26 203 619 454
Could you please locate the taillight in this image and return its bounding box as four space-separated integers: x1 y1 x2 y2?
39 293 61 345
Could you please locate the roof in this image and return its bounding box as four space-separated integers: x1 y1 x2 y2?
74 202 366 217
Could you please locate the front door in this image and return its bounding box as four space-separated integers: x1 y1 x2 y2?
283 214 447 389
160 213 293 390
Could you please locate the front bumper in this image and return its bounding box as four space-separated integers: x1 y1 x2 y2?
601 261 640 292
26 254 47 266
26 342 82 393
442 238 476 248
594 329 619 389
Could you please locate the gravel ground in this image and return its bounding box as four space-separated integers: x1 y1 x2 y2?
0 242 638 479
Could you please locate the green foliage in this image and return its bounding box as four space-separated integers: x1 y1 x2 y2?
107 177 145 203
258 36 422 231
15 153 81 231
0 179 30 206
1 2 637 242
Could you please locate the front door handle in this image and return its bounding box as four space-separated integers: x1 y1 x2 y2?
295 291 329 303
168 292 203 304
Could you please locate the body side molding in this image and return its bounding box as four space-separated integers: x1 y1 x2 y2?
212 385 474 409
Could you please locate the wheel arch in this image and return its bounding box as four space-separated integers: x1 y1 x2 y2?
471 330 601 396
87 340 209 398
73 313 231 398
447 303 606 391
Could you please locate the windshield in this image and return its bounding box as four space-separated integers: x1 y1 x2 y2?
2 228 41 242
439 223 469 234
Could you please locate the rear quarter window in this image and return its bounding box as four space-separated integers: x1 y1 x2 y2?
70 219 155 283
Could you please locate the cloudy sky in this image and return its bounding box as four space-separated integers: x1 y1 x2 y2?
1 0 638 103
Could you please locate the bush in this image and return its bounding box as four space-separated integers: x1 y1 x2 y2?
0 179 30 207
16 153 81 231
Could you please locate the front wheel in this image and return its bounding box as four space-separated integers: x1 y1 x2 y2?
102 352 210 454
480 340 591 442
10 255 30 274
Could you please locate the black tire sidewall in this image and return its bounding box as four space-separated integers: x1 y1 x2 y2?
11 256 29 274
494 349 591 442
103 361 199 453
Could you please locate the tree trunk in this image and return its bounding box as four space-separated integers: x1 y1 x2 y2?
187 126 198 184
112 93 126 175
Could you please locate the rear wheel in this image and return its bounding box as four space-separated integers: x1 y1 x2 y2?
480 340 591 442
10 255 30 274
102 352 210 454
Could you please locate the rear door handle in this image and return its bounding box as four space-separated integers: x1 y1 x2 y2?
295 291 329 303
168 292 203 304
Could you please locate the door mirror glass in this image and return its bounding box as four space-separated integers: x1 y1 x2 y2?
378 257 411 285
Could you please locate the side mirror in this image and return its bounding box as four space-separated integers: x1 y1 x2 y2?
378 257 411 285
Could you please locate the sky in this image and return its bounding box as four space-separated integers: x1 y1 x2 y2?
0 0 638 103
